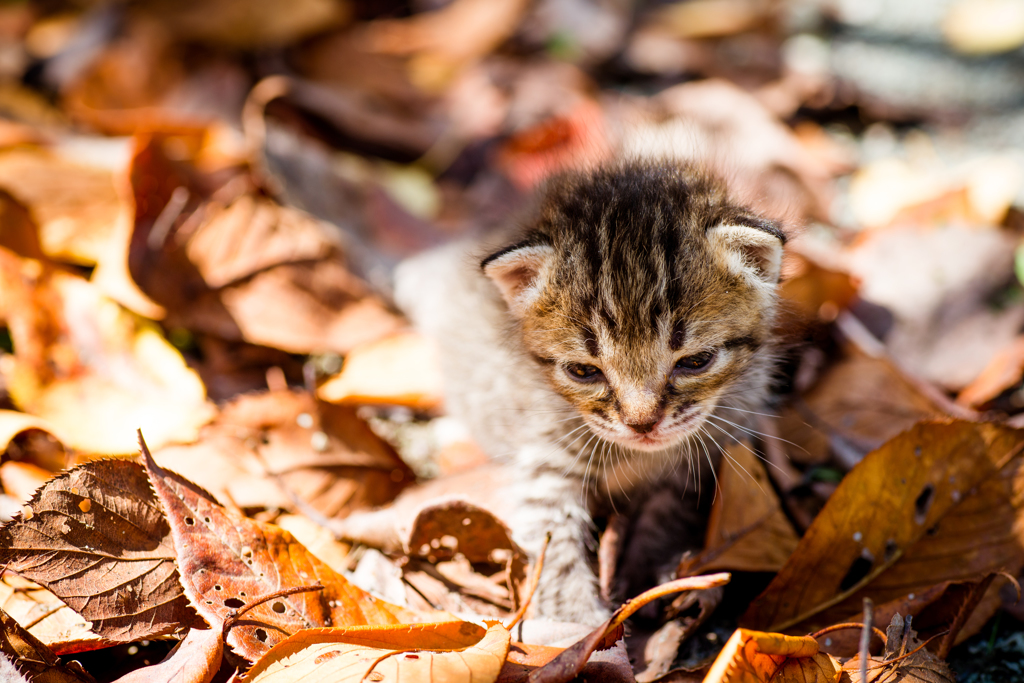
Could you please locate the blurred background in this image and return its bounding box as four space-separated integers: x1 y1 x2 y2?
0 0 1022 405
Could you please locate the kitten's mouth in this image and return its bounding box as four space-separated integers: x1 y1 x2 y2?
589 410 705 452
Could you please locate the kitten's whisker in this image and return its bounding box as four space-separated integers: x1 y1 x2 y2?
704 413 809 460
703 418 791 480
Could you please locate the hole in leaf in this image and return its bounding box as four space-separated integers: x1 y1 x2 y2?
214 585 223 591
839 555 874 592
204 517 211 523
224 598 244 609
184 518 195 525
914 484 935 524
255 628 268 642
272 601 286 613
405 654 419 660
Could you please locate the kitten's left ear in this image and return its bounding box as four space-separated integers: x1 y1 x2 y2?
482 241 555 317
707 221 785 286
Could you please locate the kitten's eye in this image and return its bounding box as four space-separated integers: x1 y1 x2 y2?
675 351 716 373
565 363 603 382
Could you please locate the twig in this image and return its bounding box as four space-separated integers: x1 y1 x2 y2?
859 598 873 683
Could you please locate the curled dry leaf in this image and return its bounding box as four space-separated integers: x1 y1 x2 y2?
401 500 528 617
518 574 732 683
842 613 955 683
0 576 100 655
111 626 222 683
0 146 124 266
704 629 840 683
154 389 412 516
0 459 198 645
743 420 1024 633
957 335 1024 408
0 248 214 455
243 621 510 683
138 435 417 662
0 607 91 683
680 440 799 576
318 331 444 412
126 133 404 355
360 0 531 91
0 410 66 472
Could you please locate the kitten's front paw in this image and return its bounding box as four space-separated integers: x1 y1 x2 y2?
534 565 611 626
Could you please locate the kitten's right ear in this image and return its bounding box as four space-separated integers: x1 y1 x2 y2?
482 242 554 317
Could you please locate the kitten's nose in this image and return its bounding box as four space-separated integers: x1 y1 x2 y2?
626 420 658 434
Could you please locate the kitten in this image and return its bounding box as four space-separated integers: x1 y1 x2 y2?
395 161 785 625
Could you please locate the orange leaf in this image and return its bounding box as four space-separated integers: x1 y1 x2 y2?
243 621 510 683
704 629 840 683
138 433 416 662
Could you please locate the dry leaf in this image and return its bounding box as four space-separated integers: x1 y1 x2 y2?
318 331 444 412
682 440 799 575
154 389 411 516
957 336 1024 408
0 576 100 655
125 134 404 355
520 575 731 683
743 420 1024 633
243 620 509 683
111 626 222 683
842 613 955 683
0 410 66 473
361 0 530 91
0 146 123 266
0 459 199 643
704 629 840 683
139 435 415 662
0 253 214 455
0 607 90 683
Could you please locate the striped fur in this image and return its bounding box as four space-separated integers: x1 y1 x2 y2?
395 161 785 624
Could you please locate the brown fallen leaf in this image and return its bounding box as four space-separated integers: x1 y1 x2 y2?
0 576 100 656
0 410 66 473
0 146 123 266
318 331 444 412
816 572 1010 657
110 626 222 683
782 345 949 469
743 420 1024 634
243 620 510 683
138 433 417 662
842 613 955 683
125 133 404 355
0 607 91 683
0 461 54 503
0 249 214 455
154 389 412 517
0 459 200 644
360 0 530 92
680 440 799 576
957 335 1024 408
704 629 841 683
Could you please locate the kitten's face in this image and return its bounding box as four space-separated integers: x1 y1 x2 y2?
483 165 784 452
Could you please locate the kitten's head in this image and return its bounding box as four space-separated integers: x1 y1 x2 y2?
482 163 785 452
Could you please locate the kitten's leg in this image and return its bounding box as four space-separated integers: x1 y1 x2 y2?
507 467 610 626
